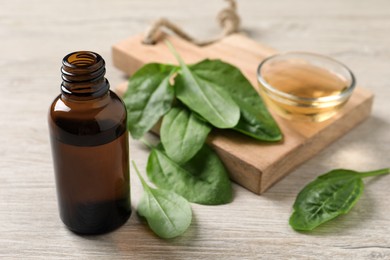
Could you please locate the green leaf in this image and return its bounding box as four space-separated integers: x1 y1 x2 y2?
146 144 232 205
190 59 282 141
161 106 212 164
124 63 176 139
166 42 240 129
290 176 363 231
132 161 192 239
289 168 389 231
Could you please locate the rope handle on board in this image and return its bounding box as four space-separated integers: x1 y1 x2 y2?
142 0 240 46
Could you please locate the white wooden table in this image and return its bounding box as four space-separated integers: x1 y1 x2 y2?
1 0 389 259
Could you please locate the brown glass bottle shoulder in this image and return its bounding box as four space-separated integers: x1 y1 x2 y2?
49 91 127 146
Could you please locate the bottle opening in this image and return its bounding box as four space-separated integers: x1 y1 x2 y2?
67 52 98 67
63 51 102 69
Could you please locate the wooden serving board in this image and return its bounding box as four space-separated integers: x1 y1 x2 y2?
112 33 374 194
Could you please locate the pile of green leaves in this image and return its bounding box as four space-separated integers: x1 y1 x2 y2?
289 168 389 231
125 42 282 143
124 42 282 238
124 42 281 198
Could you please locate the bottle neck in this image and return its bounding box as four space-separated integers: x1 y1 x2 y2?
61 51 109 100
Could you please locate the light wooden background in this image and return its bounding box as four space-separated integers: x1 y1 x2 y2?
1 0 389 259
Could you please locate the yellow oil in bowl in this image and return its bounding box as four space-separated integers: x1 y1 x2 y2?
257 52 355 122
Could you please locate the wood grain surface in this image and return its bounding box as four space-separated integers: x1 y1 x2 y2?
0 0 389 259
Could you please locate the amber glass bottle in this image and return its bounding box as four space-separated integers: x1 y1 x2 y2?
48 51 131 234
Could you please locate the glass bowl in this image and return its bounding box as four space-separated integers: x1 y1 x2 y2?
257 52 356 122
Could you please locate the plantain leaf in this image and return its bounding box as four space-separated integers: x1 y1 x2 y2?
190 59 282 141
289 168 389 231
146 144 232 205
132 161 192 239
166 42 240 129
161 106 211 164
124 63 176 139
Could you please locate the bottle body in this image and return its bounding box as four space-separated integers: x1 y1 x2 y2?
49 51 131 234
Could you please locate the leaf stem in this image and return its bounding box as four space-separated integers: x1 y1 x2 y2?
140 137 154 150
165 40 186 67
359 168 389 178
131 160 150 191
